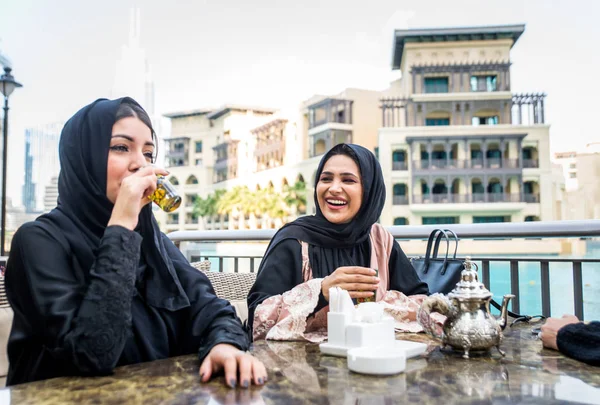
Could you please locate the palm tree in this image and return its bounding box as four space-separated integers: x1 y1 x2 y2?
284 179 307 217
217 186 253 229
255 186 288 229
193 189 225 229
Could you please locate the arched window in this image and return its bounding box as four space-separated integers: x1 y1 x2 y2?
472 179 484 194
393 184 407 196
432 180 447 195
169 176 179 186
392 150 406 162
487 179 503 194
393 217 408 226
186 175 199 185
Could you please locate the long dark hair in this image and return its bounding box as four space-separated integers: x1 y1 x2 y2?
115 101 158 162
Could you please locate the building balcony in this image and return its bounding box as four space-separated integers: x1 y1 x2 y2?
255 140 284 157
411 192 538 204
214 157 237 171
524 193 540 203
307 98 353 129
392 161 408 171
165 137 190 157
523 159 539 168
393 195 409 205
381 92 546 128
309 129 352 158
412 158 520 171
165 150 187 160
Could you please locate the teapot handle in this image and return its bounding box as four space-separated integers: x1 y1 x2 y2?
417 295 451 340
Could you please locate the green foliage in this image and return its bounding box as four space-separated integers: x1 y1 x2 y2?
192 180 308 227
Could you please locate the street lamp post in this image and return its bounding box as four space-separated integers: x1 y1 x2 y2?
0 66 23 256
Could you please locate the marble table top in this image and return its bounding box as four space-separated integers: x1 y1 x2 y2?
2 323 599 404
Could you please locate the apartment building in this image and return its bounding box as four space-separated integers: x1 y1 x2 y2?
555 143 600 220
160 89 382 231
377 24 559 226
302 88 382 159
157 105 276 232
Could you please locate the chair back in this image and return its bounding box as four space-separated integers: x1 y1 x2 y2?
190 261 257 323
0 276 14 386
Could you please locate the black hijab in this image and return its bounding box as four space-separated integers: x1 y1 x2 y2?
39 97 190 311
260 143 386 277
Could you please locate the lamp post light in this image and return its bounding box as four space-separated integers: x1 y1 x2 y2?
0 66 23 256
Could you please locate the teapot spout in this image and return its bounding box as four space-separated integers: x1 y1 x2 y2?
498 294 515 330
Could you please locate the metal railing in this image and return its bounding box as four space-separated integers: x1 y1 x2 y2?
168 220 600 320
523 159 540 168
392 195 409 205
392 161 408 171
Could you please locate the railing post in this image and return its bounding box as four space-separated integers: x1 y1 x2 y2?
540 261 551 318
510 260 520 314
482 260 490 290
573 261 584 320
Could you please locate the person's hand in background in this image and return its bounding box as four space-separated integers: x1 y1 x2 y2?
540 315 580 350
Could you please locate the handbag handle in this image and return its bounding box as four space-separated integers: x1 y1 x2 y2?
422 229 449 274
432 229 459 259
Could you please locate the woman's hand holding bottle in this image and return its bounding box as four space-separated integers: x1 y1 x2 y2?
321 266 379 301
107 166 169 230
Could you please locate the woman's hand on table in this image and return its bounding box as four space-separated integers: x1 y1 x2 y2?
541 314 580 350
321 266 379 301
199 343 267 388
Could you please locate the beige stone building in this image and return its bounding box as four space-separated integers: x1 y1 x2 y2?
377 24 560 225
555 144 600 220
159 24 562 231
159 89 383 232
301 88 382 158
156 106 276 232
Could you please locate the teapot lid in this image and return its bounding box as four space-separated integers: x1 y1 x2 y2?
447 256 492 301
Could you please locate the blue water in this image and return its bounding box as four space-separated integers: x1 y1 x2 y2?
473 255 600 321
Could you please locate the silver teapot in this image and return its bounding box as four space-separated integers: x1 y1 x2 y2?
418 257 514 358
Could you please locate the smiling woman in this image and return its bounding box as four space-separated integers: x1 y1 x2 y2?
316 153 363 224
247 143 429 342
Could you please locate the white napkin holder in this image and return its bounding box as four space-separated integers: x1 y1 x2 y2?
347 346 407 375
319 290 428 375
320 301 395 357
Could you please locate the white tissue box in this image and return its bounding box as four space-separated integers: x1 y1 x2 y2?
345 316 395 349
327 311 353 347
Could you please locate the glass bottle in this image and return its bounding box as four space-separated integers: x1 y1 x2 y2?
149 176 182 212
357 269 378 303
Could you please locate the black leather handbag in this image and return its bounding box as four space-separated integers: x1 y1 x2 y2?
411 229 464 294
411 229 544 324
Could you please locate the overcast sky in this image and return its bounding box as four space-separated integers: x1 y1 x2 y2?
1 0 599 203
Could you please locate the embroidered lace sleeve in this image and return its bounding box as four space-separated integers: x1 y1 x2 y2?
252 278 327 342
8 223 140 375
